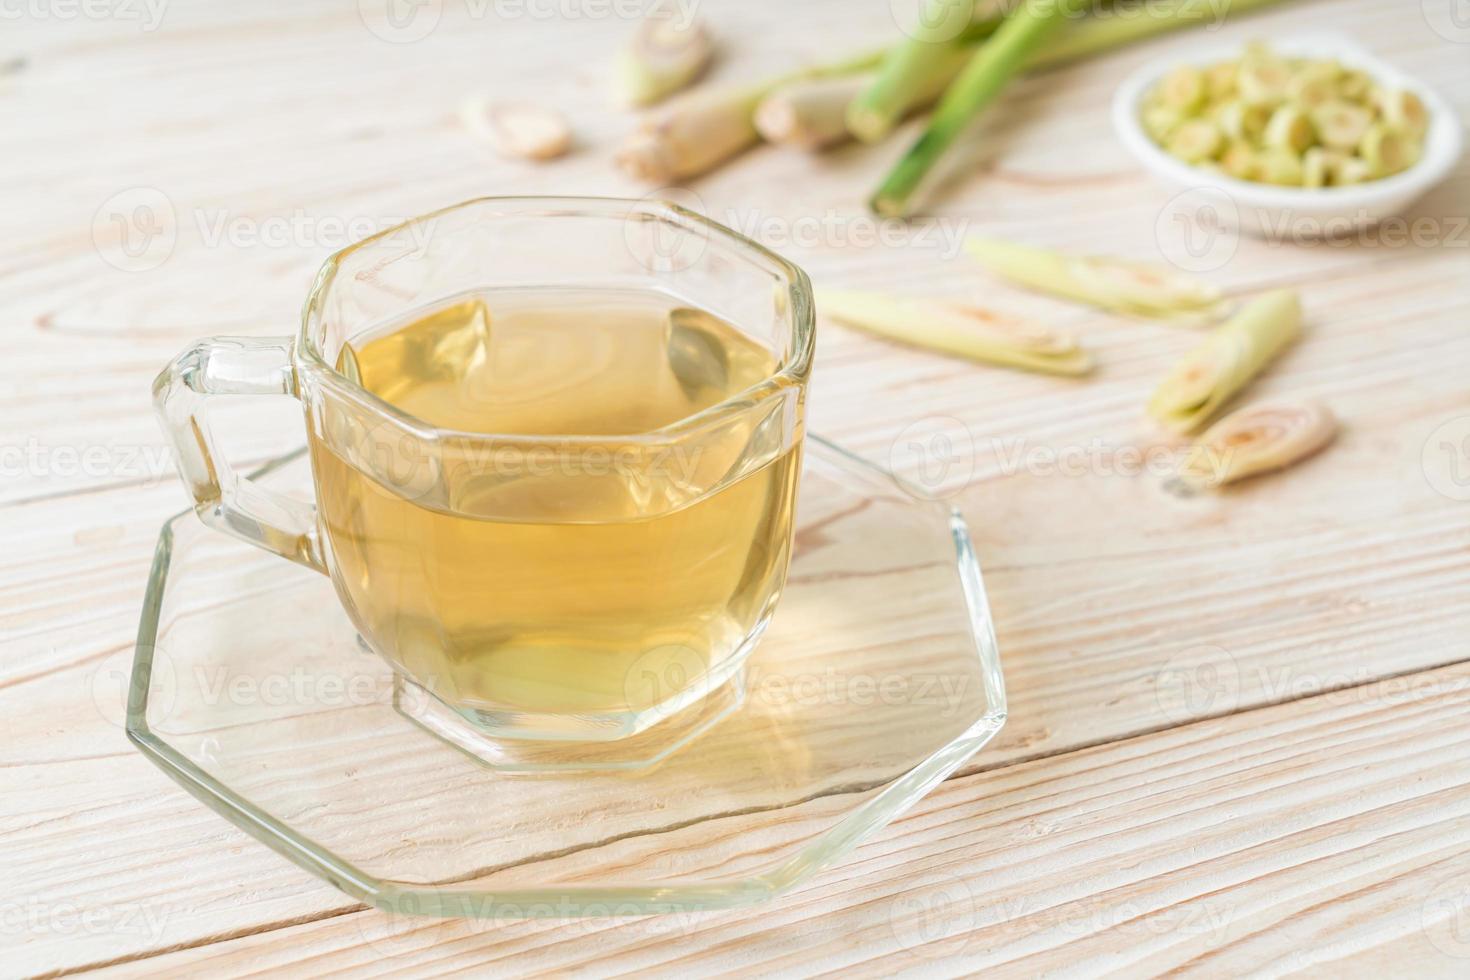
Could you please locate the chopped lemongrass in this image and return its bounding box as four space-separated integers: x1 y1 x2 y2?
1259 147 1305 185
1302 147 1332 188
1216 100 1269 142
1286 62 1340 109
1159 65 1207 111
1205 61 1238 100
818 290 1093 376
1167 119 1222 163
966 238 1223 320
1220 141 1261 181
1375 86 1429 137
1142 104 1187 143
1332 155 1374 185
1237 52 1292 106
1177 399 1336 488
461 99 571 160
1360 123 1418 176
1337 68 1372 101
1264 105 1313 154
1312 99 1374 150
1147 289 1301 433
1144 43 1429 189
614 2 714 107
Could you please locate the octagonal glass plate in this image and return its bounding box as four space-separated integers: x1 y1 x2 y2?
127 435 1006 917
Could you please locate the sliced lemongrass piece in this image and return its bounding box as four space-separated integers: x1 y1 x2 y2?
1331 155 1374 185
1147 289 1301 433
1312 99 1374 150
1220 141 1261 181
966 238 1223 320
818 290 1093 376
1166 118 1222 163
1337 68 1372 101
614 3 714 107
1177 399 1336 489
1264 105 1313 154
1374 86 1429 137
1142 103 1187 143
1258 147 1305 186
1360 122 1419 176
461 98 572 160
1158 65 1207 111
1302 147 1333 188
1216 100 1269 142
1237 51 1292 106
1205 61 1237 100
1286 62 1340 109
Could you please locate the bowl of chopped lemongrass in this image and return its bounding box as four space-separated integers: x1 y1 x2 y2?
1112 35 1462 235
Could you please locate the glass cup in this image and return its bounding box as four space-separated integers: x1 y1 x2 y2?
154 197 814 743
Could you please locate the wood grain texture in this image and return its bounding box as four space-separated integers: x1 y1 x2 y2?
2 0 1468 975
103 663 1470 977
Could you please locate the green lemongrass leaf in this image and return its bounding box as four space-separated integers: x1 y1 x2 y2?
965 238 1223 320
819 289 1093 376
846 1 999 144
1177 398 1336 489
1148 289 1302 433
1029 0 1291 72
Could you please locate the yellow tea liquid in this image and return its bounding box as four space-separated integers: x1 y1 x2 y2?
308 289 801 721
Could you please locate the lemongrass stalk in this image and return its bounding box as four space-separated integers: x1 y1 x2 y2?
619 47 887 182
614 2 714 107
847 0 1008 143
1176 398 1335 489
1148 290 1301 433
756 75 872 151
820 289 1093 375
759 54 967 152
870 0 1293 215
1029 0 1290 71
871 0 1083 217
966 238 1223 320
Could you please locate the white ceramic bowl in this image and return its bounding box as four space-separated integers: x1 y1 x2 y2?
1112 34 1463 236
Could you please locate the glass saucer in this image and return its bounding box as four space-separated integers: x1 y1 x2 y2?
127 435 1006 917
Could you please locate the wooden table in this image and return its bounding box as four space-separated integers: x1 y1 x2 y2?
5 0 1470 974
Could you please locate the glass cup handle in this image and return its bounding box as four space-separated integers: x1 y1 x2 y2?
153 336 327 573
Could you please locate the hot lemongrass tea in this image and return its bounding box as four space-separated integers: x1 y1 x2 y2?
309 288 802 723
